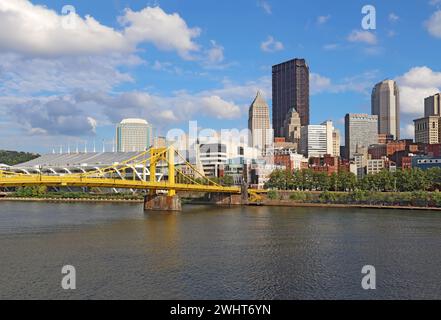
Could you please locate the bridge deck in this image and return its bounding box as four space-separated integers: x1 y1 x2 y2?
0 175 241 194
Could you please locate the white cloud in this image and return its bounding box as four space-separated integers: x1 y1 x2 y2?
310 71 379 95
205 40 225 65
0 1 201 58
395 66 441 115
347 30 377 45
323 43 339 50
396 66 441 88
0 53 135 94
260 36 284 53
425 10 441 38
388 13 399 23
310 73 332 94
430 0 441 6
10 96 97 136
317 15 331 25
401 123 415 139
119 7 201 59
257 1 272 14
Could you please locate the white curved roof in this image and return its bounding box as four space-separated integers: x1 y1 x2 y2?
120 118 148 125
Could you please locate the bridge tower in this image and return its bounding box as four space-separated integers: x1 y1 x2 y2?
144 146 182 211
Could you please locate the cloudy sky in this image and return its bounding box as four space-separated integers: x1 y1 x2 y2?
0 0 441 152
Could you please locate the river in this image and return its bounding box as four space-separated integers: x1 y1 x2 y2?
0 201 440 299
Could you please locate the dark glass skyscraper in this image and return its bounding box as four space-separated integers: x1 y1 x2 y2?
272 58 310 137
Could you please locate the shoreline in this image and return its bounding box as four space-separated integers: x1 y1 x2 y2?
0 197 143 203
1 197 441 211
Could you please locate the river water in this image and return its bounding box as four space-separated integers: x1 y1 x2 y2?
0 201 440 300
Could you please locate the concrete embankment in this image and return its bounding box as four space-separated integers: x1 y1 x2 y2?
0 197 143 203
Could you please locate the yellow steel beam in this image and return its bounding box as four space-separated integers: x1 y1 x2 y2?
0 175 241 194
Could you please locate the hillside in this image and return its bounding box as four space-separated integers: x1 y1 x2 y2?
0 150 40 166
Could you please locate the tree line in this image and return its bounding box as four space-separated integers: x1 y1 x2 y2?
0 150 40 166
265 168 441 192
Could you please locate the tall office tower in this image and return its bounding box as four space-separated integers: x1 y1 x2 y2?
333 129 341 157
414 93 441 144
300 121 335 158
371 80 400 140
345 114 378 160
283 108 302 145
116 118 154 152
248 91 273 153
272 58 309 137
425 93 441 117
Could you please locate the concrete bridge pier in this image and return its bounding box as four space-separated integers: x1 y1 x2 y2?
144 194 182 212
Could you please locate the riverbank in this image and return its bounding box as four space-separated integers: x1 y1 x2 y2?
0 197 143 203
260 200 441 211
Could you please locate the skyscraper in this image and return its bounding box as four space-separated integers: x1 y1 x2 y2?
272 58 309 137
300 121 335 158
414 93 441 144
345 114 378 160
116 118 154 152
371 80 400 140
248 91 272 153
425 93 441 117
283 108 301 145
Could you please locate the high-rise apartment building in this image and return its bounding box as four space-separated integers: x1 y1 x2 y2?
345 114 378 160
372 80 400 140
272 58 309 137
116 118 154 152
248 91 273 153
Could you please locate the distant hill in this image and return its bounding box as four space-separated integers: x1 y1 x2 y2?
0 150 40 166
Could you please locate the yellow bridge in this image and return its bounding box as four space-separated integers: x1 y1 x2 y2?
0 146 255 211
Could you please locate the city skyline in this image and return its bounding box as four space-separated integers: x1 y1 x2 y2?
0 0 441 153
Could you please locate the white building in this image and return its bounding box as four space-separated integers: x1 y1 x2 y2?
248 91 273 153
300 120 336 158
116 119 154 152
367 159 386 175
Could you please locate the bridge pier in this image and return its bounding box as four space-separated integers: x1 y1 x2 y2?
144 194 182 212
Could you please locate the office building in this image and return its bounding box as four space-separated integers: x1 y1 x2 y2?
424 93 441 117
333 129 341 157
367 159 386 175
345 114 378 159
272 58 309 136
414 116 441 144
116 118 154 152
414 93 441 144
300 121 335 158
283 108 301 145
372 80 400 140
248 91 273 152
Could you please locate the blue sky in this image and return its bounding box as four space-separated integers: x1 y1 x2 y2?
1 0 441 152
